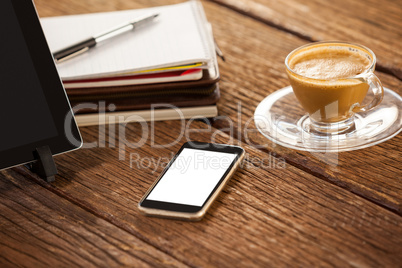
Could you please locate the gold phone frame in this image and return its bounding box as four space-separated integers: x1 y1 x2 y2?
138 144 245 221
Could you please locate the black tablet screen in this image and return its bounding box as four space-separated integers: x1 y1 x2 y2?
0 1 58 152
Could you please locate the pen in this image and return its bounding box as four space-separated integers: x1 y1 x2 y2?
214 38 225 62
53 13 159 63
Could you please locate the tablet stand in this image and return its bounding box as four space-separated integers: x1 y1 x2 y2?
26 146 58 182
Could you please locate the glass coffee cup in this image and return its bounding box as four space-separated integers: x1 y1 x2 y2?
285 41 384 135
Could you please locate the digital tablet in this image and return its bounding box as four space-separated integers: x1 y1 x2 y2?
0 0 82 170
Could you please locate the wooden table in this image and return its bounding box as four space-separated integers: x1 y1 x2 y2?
1 0 401 267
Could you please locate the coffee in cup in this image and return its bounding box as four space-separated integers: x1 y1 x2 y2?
285 42 384 134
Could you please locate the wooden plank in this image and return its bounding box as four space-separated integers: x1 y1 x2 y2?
210 0 402 79
22 0 401 266
0 169 186 267
33 0 402 213
33 0 185 16
13 120 401 267
198 0 402 213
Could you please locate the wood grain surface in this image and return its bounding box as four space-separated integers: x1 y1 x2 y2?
0 0 401 267
9 121 402 267
210 0 402 79
0 169 185 267
202 0 402 214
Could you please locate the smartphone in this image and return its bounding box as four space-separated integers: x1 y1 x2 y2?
138 141 245 221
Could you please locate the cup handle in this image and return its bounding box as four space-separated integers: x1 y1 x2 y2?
353 73 384 113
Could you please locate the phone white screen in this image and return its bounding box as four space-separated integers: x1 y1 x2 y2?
146 148 237 206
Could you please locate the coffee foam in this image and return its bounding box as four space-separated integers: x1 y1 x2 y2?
289 46 371 80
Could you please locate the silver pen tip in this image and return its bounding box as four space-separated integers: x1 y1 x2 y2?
131 13 159 26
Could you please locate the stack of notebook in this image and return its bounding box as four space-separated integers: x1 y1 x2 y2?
41 1 220 126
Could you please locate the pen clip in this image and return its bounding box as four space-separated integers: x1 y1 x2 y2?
214 38 225 62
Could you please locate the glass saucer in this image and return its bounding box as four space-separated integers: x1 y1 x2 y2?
254 86 402 152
